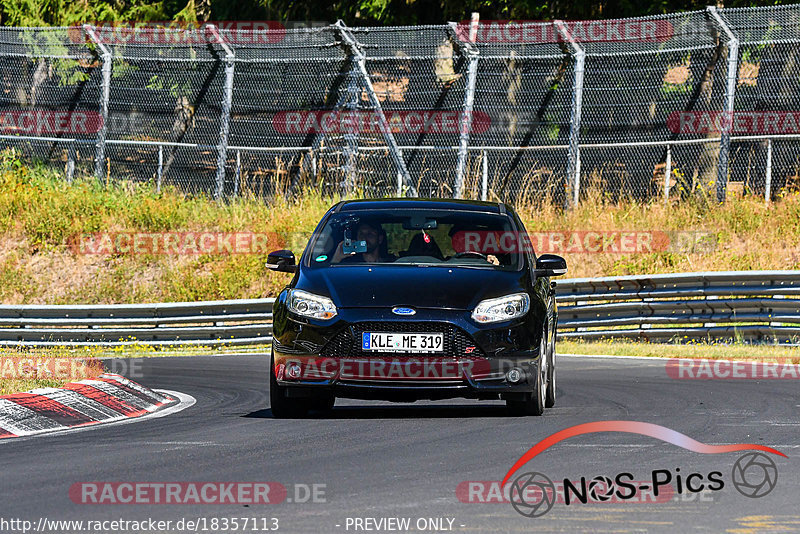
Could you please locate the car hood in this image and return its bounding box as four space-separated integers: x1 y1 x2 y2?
297 265 526 310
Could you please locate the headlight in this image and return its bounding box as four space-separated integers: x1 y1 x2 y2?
287 289 337 320
472 292 530 324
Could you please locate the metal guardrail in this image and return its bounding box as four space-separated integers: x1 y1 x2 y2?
0 299 274 347
1 271 799 346
555 271 800 342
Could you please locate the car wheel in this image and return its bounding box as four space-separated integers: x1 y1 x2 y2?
269 354 309 419
545 324 556 408
506 330 546 417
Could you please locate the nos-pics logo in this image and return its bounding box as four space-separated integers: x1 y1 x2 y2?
503 421 783 518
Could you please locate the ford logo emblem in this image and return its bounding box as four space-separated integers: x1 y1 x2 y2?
392 306 416 316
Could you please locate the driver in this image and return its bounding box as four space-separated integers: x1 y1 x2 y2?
448 225 500 265
332 221 396 263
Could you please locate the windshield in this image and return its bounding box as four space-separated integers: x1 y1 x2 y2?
306 209 527 270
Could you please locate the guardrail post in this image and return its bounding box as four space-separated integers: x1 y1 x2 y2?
83 25 112 183
765 138 773 203
450 16 480 199
664 144 672 204
335 21 417 196
555 21 585 209
206 24 235 201
708 7 739 204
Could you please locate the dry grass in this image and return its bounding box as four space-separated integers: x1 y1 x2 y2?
514 188 800 278
559 339 800 362
0 378 66 396
1 147 799 299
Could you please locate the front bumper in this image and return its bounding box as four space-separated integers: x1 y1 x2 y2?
271 308 543 399
273 352 538 389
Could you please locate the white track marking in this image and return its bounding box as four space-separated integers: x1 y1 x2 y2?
0 399 64 435
101 374 172 404
0 390 194 444
79 379 154 410
28 387 122 420
558 352 673 362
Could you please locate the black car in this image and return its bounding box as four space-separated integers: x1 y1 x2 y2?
266 199 566 417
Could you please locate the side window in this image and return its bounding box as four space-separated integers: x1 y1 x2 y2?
311 225 335 259
509 210 535 268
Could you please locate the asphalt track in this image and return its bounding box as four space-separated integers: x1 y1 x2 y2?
1 354 798 533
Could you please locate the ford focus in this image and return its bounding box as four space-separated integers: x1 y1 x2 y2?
267 199 566 417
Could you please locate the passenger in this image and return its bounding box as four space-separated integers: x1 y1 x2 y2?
332 221 396 263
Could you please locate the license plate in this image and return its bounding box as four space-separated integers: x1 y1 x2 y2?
362 332 444 353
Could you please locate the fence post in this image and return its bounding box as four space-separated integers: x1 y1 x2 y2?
234 149 241 197
342 64 360 196
335 21 416 196
765 138 773 203
708 7 739 203
83 25 111 183
156 144 163 193
664 144 672 204
206 24 235 201
311 150 317 177
450 16 480 199
481 149 488 201
573 148 582 206
66 140 76 183
555 21 585 209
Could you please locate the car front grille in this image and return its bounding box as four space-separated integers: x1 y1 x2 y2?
320 321 484 359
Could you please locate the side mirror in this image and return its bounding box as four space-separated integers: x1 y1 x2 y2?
266 249 297 273
535 254 567 277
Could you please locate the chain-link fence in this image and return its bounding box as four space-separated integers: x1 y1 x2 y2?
2 6 800 205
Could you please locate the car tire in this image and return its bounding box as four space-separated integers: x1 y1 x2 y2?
269 355 309 419
545 324 556 408
506 330 546 416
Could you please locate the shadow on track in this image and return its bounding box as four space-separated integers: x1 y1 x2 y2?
244 403 514 419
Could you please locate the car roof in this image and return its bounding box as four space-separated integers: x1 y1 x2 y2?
333 198 505 214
